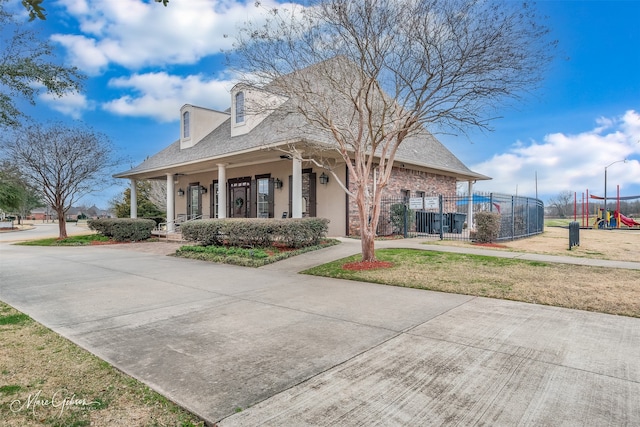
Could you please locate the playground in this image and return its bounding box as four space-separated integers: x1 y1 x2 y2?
568 188 640 230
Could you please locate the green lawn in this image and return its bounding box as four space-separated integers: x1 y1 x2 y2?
17 234 110 246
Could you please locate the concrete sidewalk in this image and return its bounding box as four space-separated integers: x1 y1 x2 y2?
1 240 639 426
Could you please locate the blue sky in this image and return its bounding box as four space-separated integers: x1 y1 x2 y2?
11 0 640 208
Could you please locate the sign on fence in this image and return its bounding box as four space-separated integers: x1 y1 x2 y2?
409 198 423 210
424 197 439 209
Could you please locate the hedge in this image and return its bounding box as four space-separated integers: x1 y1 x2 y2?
470 212 501 243
88 218 156 241
181 218 330 248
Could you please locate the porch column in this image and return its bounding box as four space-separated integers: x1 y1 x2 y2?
217 163 227 218
130 179 137 218
292 155 303 218
166 173 175 232
467 181 474 230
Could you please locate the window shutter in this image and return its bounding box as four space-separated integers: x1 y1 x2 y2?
268 178 275 218
288 176 292 218
250 180 257 218
309 173 317 217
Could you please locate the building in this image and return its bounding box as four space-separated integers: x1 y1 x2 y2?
115 59 489 236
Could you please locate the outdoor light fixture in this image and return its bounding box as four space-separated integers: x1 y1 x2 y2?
274 178 283 189
177 188 185 197
319 172 329 185
200 185 207 194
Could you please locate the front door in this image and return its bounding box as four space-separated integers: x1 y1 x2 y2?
229 177 251 218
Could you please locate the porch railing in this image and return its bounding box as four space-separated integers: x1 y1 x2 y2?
154 214 203 240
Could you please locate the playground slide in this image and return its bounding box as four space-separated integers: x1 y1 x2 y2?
614 211 640 227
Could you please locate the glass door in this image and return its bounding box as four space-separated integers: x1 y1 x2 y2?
187 184 201 219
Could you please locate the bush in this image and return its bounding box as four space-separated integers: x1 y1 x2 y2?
390 203 414 234
471 212 501 243
181 218 330 248
142 217 166 226
180 220 225 246
88 218 156 241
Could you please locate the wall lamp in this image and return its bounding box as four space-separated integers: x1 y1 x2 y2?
200 185 207 194
274 178 283 189
319 172 329 185
177 188 185 197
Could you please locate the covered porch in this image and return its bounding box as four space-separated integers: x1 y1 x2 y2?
117 144 347 237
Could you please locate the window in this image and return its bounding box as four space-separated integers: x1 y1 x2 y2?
257 177 269 218
401 189 410 201
235 91 245 124
183 111 190 138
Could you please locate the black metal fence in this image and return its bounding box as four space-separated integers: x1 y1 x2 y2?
376 192 544 241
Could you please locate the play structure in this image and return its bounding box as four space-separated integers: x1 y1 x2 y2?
615 211 640 227
568 187 639 229
587 188 640 229
593 208 640 229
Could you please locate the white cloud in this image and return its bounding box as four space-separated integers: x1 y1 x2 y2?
102 72 235 122
39 92 94 119
472 110 640 200
52 0 296 74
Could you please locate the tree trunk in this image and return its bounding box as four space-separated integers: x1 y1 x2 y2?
356 187 377 262
56 208 67 239
361 227 376 262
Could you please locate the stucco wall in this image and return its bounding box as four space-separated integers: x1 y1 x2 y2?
172 160 347 237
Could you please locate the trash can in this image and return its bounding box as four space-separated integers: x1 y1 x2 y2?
429 212 449 234
449 213 467 233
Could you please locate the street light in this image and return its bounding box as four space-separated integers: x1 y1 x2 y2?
604 159 627 223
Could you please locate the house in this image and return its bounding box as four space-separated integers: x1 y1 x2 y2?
28 207 55 221
115 60 489 237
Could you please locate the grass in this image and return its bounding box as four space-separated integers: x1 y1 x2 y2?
544 218 575 227
175 239 340 267
303 248 640 318
0 302 205 427
17 234 110 246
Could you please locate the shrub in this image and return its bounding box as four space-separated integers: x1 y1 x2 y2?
142 217 165 226
390 203 414 234
471 212 501 243
180 220 225 246
181 218 329 248
88 218 155 241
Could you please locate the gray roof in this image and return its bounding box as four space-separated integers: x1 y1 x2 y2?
115 61 489 182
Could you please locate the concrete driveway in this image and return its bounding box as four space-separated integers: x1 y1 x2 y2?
1 239 638 425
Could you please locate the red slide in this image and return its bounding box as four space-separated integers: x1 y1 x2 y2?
614 211 640 227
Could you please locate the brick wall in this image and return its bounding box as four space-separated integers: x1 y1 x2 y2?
347 166 457 235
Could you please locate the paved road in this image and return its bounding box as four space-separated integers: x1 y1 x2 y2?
1 237 638 425
0 222 92 243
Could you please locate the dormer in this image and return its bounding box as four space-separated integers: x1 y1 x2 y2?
180 104 229 149
230 84 288 137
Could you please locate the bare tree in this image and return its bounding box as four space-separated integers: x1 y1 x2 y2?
232 0 554 261
147 180 167 212
548 190 573 218
5 122 119 238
